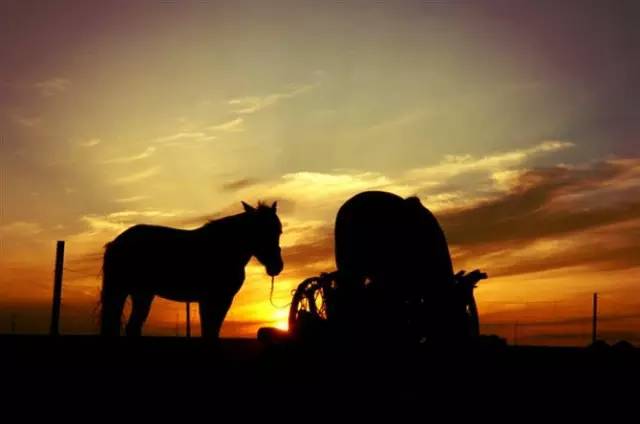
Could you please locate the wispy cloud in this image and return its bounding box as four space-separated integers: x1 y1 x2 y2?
103 147 156 164
225 141 576 220
245 155 640 289
34 77 71 97
73 209 192 243
0 221 43 238
113 167 160 185
405 140 575 182
114 195 149 204
79 138 101 148
154 132 208 144
228 84 314 115
207 117 244 132
221 178 259 191
12 114 40 128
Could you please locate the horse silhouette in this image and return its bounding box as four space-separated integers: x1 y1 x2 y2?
100 201 283 338
334 191 472 341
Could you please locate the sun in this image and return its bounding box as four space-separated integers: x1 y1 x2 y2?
274 319 289 331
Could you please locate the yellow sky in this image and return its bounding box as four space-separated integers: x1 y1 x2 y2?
1 1 639 345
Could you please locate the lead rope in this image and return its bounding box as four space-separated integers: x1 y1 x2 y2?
269 275 291 309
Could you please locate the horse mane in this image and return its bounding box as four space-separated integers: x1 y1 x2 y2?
255 201 273 212
201 201 273 229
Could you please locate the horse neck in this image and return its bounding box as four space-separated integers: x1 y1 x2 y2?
198 213 254 257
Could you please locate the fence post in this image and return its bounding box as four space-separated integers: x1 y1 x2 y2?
50 241 65 336
592 293 598 344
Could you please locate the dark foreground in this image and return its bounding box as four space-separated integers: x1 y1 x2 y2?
1 335 638 414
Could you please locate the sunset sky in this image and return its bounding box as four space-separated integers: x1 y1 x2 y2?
1 0 639 345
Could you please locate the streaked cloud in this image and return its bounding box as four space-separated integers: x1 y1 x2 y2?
103 147 156 164
34 77 71 96
440 160 640 248
113 166 160 185
114 195 149 203
237 151 640 286
71 208 192 243
79 138 101 148
207 117 245 132
221 178 259 191
405 140 574 182
154 132 208 144
0 221 43 238
228 84 314 115
12 114 40 128
234 141 575 216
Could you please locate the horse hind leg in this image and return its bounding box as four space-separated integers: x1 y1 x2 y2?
125 293 154 337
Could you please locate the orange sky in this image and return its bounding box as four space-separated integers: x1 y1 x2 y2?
1 1 639 345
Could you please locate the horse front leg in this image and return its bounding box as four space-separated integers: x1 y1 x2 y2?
199 294 234 339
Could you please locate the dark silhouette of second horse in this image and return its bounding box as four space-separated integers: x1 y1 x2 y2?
100 201 283 338
334 191 479 342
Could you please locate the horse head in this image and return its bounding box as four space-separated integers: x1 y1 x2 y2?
242 200 284 277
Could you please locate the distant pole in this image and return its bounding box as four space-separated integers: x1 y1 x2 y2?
592 292 598 344
11 314 16 334
514 321 519 346
186 302 191 338
49 241 65 336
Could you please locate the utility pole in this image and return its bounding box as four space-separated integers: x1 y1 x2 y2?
592 292 598 344
514 321 519 346
49 241 65 336
186 302 191 338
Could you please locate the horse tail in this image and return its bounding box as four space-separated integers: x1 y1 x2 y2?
98 241 125 336
99 241 113 305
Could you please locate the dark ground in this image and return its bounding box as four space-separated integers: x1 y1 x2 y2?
1 335 638 416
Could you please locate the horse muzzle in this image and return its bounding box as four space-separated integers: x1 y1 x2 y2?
266 261 283 277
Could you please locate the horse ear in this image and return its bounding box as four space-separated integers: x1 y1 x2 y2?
271 201 278 212
242 201 256 213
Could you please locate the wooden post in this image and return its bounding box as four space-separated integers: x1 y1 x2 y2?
49 241 65 336
186 302 191 338
592 293 598 344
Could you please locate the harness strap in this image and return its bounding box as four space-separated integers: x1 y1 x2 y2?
269 275 291 309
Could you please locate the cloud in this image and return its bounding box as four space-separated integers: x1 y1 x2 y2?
12 114 40 127
72 208 192 244
405 140 574 183
113 166 160 185
439 159 640 276
103 147 156 164
281 228 334 273
79 138 101 147
229 141 575 219
221 178 259 191
228 84 314 115
154 132 209 144
34 77 71 96
440 160 640 247
114 195 149 203
0 221 43 238
230 146 639 281
106 210 185 220
264 171 397 208
207 117 244 132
